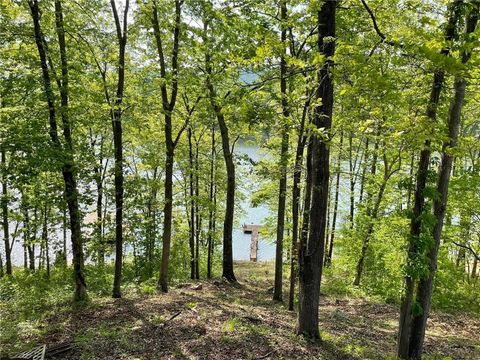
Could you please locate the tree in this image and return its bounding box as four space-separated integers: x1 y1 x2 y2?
397 1 464 356
28 0 87 301
406 3 479 358
273 0 290 303
110 0 129 299
297 0 336 338
150 0 186 292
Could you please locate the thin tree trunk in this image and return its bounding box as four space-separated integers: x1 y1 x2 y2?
207 126 216 279
188 127 195 279
194 139 201 280
62 202 67 264
324 171 334 255
94 136 104 267
152 0 182 293
353 152 395 286
397 3 463 355
325 132 343 267
472 256 478 279
288 94 310 310
204 22 236 282
29 0 87 300
297 0 336 338
406 153 415 209
273 0 289 302
42 203 50 278
110 0 129 299
359 138 369 204
1 148 11 275
408 8 478 358
348 134 355 228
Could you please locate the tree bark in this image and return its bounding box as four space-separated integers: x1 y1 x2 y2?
288 92 310 311
93 136 104 267
359 138 369 204
207 126 216 279
194 137 201 280
1 148 11 275
325 132 343 266
348 134 355 228
188 127 196 279
42 203 50 278
297 0 336 338
273 0 290 302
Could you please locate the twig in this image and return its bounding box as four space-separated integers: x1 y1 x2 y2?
167 311 182 322
255 351 273 359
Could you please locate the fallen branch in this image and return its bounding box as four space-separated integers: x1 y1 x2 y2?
255 351 273 359
167 311 182 322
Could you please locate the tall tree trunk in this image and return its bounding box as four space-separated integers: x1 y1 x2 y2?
353 151 396 286
325 131 343 266
1 148 11 275
324 177 332 260
348 134 355 228
397 2 463 356
288 94 310 310
188 127 196 279
408 8 478 358
160 145 174 291
22 199 35 271
62 202 67 264
406 153 415 209
204 22 236 282
218 115 236 282
472 256 478 279
94 136 104 267
29 0 87 300
110 0 129 299
297 0 336 338
207 126 216 279
152 0 182 293
359 138 369 204
273 0 289 302
42 203 50 278
194 142 201 280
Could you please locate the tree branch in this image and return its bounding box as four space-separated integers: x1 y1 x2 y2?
360 0 400 47
453 241 480 262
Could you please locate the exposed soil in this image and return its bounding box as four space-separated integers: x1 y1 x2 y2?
8 262 480 359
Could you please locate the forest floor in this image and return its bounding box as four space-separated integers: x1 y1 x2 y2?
3 261 480 360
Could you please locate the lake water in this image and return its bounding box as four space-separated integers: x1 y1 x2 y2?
5 140 276 266
232 139 275 261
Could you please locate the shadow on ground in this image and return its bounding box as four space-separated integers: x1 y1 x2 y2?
6 261 480 359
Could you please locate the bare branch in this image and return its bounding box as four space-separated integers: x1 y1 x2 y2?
453 241 480 261
360 0 400 48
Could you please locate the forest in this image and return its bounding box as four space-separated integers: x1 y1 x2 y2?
0 0 479 359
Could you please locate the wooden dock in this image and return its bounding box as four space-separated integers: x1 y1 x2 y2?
243 224 261 262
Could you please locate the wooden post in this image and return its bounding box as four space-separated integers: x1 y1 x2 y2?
243 224 261 262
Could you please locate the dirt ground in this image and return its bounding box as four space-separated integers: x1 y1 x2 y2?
8 262 480 359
